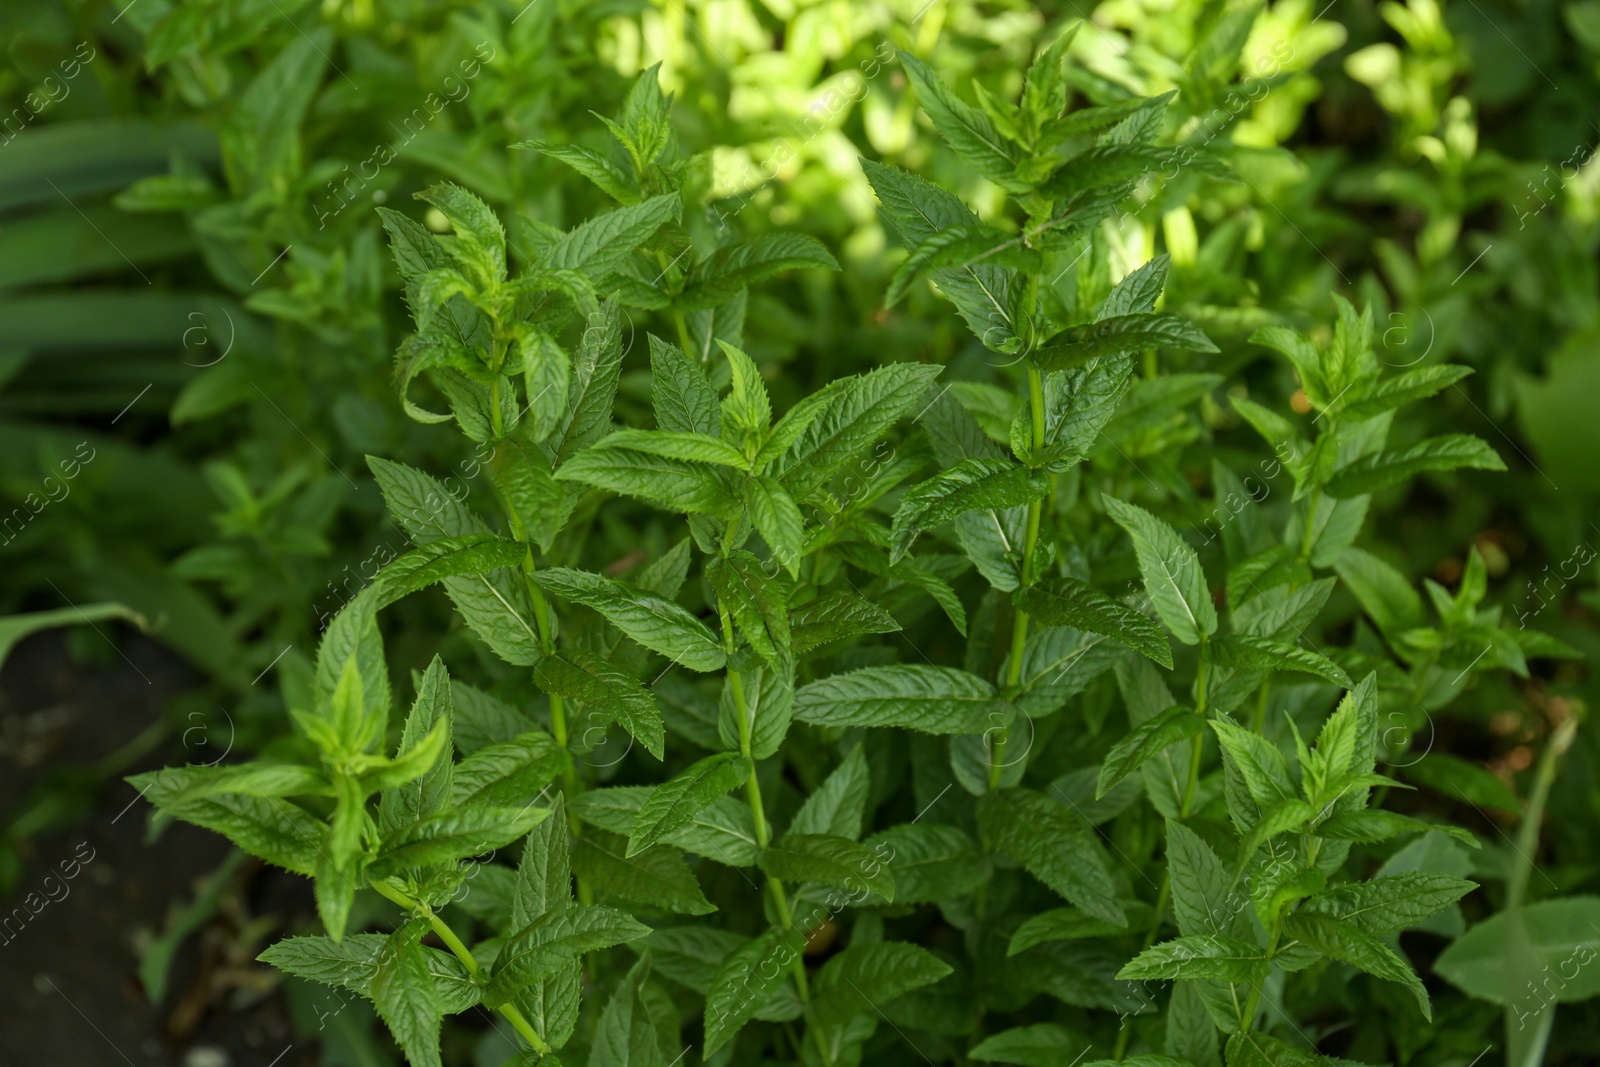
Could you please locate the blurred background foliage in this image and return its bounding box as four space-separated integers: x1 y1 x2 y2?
0 0 1597 1062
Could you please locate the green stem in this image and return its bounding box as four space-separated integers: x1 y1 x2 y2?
991 368 1048 790
373 880 552 1055
719 589 815 1037
1299 487 1322 564
1180 642 1211 818
1252 681 1272 736
1238 918 1281 1034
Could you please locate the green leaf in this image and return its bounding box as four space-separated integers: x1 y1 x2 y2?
1018 577 1174 669
258 935 479 1012
1280 912 1431 1019
1033 313 1216 372
886 225 1041 307
1117 935 1271 983
514 139 639 203
1103 497 1218 645
705 552 791 667
1165 820 1251 940
1339 364 1474 422
1304 873 1476 935
1008 908 1134 956
865 823 990 903
370 923 444 1067
450 732 565 807
378 658 454 834
794 665 996 734
573 788 759 868
132 769 325 876
1403 753 1522 815
890 458 1048 563
1434 895 1600 1005
533 650 666 760
1207 634 1352 688
649 334 720 436
790 592 902 656
628 753 751 856
772 361 943 498
1315 809 1481 849
1209 718 1296 806
371 534 526 609
703 926 807 1053
555 437 740 515
1325 435 1505 498
589 954 673 1067
744 475 804 575
1097 706 1205 798
1224 1032 1321 1067
532 567 726 672
788 745 871 840
760 833 896 900
593 428 748 468
678 234 839 311
371 806 550 878
900 52 1022 187
540 193 679 278
971 1024 1090 1067
979 788 1124 924
572 829 716 916
808 942 953 1028
860 159 1019 349
488 905 653 1006
1331 547 1420 639
416 183 506 285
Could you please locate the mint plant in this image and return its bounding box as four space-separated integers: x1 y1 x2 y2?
111 30 1590 1067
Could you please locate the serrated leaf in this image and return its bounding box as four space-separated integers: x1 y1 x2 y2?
1325 435 1505 498
703 926 806 1053
1098 706 1205 798
555 438 740 515
450 732 565 808
1304 873 1476 935
705 552 790 667
864 823 990 903
572 829 715 916
371 806 550 878
1008 908 1133 956
891 458 1047 563
593 428 749 468
760 833 896 900
773 361 943 498
649 334 720 436
533 650 665 760
790 592 901 656
1280 912 1431 1018
678 234 839 311
794 665 996 734
1339 364 1473 422
979 788 1124 924
371 923 444 1067
900 52 1022 186
540 193 679 278
628 753 751 856
1117 935 1271 983
788 744 871 840
1018 577 1174 669
371 534 526 609
532 567 725 672
886 225 1041 307
1033 313 1217 372
1208 634 1351 688
808 942 953 1028
1103 497 1217 645
488 905 653 1006
971 1024 1089 1067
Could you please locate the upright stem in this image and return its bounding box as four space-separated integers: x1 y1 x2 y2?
373 880 552 1055
718 591 813 1014
1180 641 1210 818
990 368 1047 789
